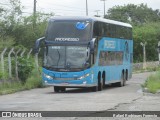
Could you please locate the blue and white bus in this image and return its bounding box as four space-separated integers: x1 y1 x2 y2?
35 16 133 92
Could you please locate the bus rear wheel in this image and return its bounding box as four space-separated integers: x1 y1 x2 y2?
123 72 127 86
98 73 103 91
117 73 126 87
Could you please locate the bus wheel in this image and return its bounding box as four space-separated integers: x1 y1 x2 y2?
54 86 60 92
60 87 66 92
117 73 124 87
91 86 98 92
102 72 106 88
98 73 103 91
54 87 66 92
123 72 127 86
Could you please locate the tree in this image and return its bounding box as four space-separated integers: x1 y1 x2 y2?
106 4 160 25
0 0 53 49
105 4 160 62
12 12 52 48
133 22 160 62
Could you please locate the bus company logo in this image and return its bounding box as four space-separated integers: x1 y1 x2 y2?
2 112 11 117
76 22 89 30
104 41 116 49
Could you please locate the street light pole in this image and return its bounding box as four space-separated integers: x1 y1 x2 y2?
33 0 37 28
100 0 107 18
86 0 88 16
140 42 147 69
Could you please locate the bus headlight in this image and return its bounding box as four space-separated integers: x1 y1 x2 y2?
77 73 90 80
43 73 53 80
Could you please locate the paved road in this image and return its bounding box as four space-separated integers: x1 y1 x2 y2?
0 72 160 120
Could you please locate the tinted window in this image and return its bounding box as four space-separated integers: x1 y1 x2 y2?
99 51 123 66
93 22 132 40
44 46 90 70
46 21 92 42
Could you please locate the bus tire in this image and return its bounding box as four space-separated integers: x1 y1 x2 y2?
123 72 127 86
102 71 106 88
126 70 128 81
54 87 66 92
117 73 124 87
98 73 103 91
91 86 98 92
60 87 66 92
54 86 60 92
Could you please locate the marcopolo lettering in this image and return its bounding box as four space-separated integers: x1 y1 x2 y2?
55 38 79 42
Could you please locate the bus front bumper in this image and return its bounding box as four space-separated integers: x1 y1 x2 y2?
44 82 96 88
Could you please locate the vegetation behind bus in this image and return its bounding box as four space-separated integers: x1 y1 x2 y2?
0 1 159 62
106 4 160 62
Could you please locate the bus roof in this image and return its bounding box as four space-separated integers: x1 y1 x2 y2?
49 16 132 28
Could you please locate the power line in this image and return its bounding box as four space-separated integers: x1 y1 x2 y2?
0 3 10 6
37 0 78 9
0 1 103 17
36 2 86 12
35 1 98 14
37 6 86 12
36 1 97 12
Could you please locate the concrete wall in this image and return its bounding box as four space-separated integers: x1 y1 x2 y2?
133 61 160 71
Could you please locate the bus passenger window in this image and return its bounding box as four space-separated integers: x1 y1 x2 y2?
93 22 99 37
94 42 98 63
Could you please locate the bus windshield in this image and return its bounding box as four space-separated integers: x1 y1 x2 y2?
46 21 92 42
44 46 90 71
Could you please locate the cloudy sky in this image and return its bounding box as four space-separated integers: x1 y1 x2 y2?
1 0 160 17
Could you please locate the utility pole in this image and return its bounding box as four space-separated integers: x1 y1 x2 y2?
86 0 88 16
100 0 107 18
33 0 37 28
140 42 147 69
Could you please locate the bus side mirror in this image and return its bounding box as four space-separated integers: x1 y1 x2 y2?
90 38 96 54
35 37 45 53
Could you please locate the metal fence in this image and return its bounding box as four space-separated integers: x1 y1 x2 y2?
0 48 35 82
1 47 160 82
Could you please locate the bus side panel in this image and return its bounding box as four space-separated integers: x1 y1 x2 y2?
95 37 133 84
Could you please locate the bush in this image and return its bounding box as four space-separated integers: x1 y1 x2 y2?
18 57 34 84
0 69 9 80
25 68 43 89
0 71 3 79
0 68 43 95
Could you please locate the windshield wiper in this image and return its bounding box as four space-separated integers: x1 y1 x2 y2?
56 49 60 69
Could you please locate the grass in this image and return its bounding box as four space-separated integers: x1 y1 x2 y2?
143 71 160 93
0 68 44 95
0 82 24 95
24 69 44 89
